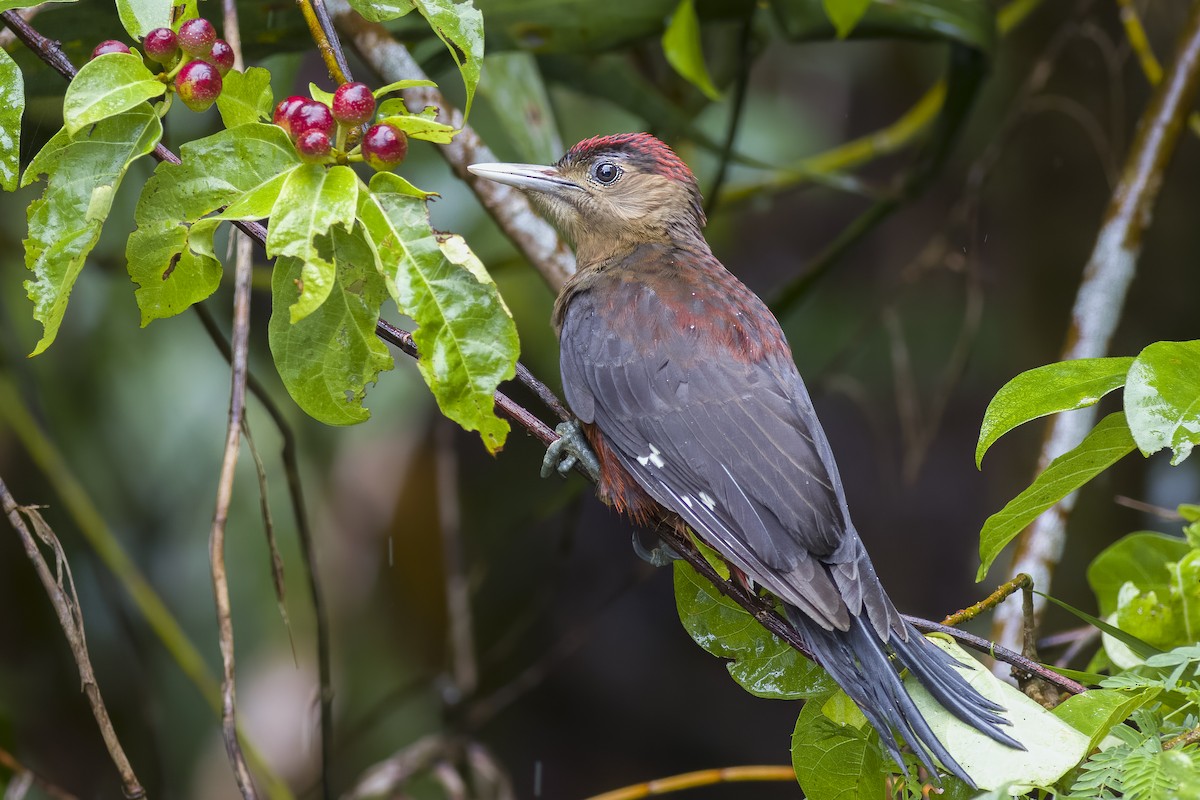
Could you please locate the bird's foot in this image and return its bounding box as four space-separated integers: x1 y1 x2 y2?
541 420 601 481
632 531 681 567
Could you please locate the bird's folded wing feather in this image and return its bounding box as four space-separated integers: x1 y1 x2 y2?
559 286 898 633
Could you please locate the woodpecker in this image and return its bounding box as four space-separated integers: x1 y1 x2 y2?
468 133 1022 784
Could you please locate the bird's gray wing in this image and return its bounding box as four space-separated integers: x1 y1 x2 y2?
559 285 899 635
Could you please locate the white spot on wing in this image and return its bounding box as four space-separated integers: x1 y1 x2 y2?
698 492 716 511
638 443 666 468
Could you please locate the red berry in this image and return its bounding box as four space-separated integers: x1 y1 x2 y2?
177 18 216 57
175 59 223 111
296 130 332 163
91 40 131 59
288 99 335 140
205 39 235 75
143 28 178 64
331 82 375 126
273 96 308 137
362 123 408 171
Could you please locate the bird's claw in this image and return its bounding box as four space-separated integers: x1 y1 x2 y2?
541 420 601 481
632 532 681 567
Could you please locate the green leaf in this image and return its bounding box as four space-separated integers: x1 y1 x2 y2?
23 105 162 355
373 78 438 99
268 232 394 426
1040 591 1162 660
477 52 561 164
977 412 1137 580
116 0 171 38
216 67 274 129
904 637 1092 790
127 123 300 323
377 113 457 143
63 52 165 136
791 689 884 800
1052 687 1161 752
773 0 996 54
822 0 873 37
673 561 834 699
0 0 73 11
308 81 334 108
1087 532 1192 616
976 357 1133 468
345 0 414 22
0 48 25 192
266 165 359 323
188 170 292 262
1124 340 1200 465
358 172 517 451
661 0 721 101
414 0 483 118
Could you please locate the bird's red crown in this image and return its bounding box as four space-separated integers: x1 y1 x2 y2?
562 133 696 185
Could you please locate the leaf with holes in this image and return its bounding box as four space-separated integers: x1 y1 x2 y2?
977 357 1133 467
127 122 300 323
269 231 394 426
358 172 517 451
977 412 1137 580
674 561 833 699
63 52 165 135
23 104 162 355
1124 340 1200 465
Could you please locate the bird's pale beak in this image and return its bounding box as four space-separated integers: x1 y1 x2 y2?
467 162 582 195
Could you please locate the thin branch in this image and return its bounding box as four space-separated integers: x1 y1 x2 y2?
194 294 335 800
0 480 145 798
703 10 754 217
296 0 351 85
581 765 795 800
1119 0 1200 138
326 0 577 291
991 0 1200 660
436 419 478 700
221 0 245 72
208 215 259 798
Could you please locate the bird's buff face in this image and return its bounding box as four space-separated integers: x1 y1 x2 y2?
468 133 706 266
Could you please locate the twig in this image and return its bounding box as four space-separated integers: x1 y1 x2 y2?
194 302 335 800
208 204 260 798
0 5 40 49
221 0 245 72
339 735 447 800
436 419 478 700
0 377 293 799
296 0 351 85
1119 0 1200 138
991 0 1200 662
581 765 795 800
326 0 577 291
1164 724 1200 751
0 479 146 798
941 573 1031 628
703 10 754 217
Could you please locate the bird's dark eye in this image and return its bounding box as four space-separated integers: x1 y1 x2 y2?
592 161 621 185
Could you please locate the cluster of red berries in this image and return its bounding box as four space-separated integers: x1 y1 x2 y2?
272 83 408 170
91 18 232 112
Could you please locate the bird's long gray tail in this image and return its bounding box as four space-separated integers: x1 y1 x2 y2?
788 610 1024 787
